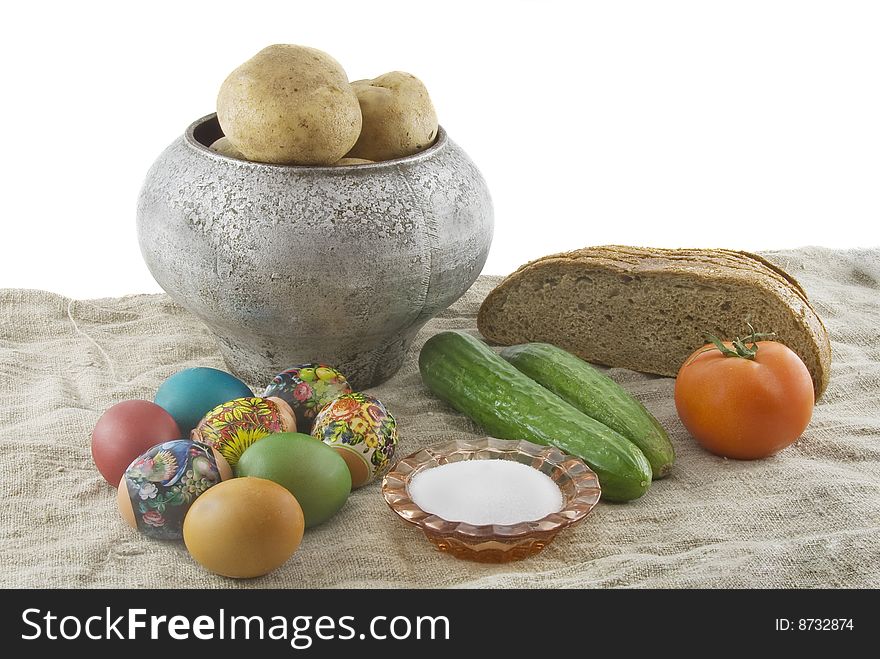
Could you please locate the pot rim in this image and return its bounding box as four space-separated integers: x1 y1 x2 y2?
184 113 449 171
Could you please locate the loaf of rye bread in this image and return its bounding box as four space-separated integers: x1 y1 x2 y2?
477 246 831 398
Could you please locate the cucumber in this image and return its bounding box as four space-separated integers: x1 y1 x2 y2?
500 343 675 478
418 331 652 502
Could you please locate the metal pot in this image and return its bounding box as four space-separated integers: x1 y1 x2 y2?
137 114 493 388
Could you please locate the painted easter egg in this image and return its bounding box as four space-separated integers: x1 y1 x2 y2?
117 439 232 540
263 363 352 433
92 400 182 486
190 396 296 467
183 477 304 578
311 392 399 488
236 432 351 528
154 367 253 436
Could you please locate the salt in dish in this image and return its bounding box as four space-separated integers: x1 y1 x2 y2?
383 438 602 562
408 460 563 526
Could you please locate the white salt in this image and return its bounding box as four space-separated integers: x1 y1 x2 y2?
408 460 564 525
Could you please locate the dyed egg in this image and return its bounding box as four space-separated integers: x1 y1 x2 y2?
183 477 305 578
191 396 296 467
117 439 231 540
154 367 253 436
236 432 351 528
92 400 182 486
263 363 352 433
311 392 399 488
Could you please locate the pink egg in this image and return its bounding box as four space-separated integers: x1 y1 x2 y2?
91 400 182 486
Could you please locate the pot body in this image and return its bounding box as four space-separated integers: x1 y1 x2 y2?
137 115 493 388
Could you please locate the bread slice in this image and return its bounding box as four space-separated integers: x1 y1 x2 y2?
477 246 831 399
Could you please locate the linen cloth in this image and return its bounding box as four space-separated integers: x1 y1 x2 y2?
1 247 878 588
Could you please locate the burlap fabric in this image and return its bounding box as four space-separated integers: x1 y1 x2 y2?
1 247 878 588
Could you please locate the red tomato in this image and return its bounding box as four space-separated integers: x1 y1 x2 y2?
675 340 814 459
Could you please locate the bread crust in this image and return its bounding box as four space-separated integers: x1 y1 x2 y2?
477 246 831 398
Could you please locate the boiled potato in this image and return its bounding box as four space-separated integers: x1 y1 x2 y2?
333 157 374 166
209 137 245 159
346 71 438 162
217 45 362 165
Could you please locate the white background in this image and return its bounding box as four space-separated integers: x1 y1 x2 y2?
2 0 878 298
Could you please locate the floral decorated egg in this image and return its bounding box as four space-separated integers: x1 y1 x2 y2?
191 396 296 467
263 363 352 433
311 392 398 488
117 439 232 540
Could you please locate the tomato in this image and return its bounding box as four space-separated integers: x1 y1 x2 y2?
674 340 814 459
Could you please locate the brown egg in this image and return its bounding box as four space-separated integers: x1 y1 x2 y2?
334 449 371 488
183 477 304 578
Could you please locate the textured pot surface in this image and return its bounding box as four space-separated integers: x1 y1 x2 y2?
137 114 493 388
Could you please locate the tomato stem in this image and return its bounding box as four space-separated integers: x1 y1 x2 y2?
688 324 777 364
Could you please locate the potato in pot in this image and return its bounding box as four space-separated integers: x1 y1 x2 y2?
209 137 245 159
346 71 438 162
216 44 362 165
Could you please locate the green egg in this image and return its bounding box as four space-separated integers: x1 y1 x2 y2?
235 432 351 528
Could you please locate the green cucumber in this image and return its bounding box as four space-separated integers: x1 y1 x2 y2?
500 343 675 478
418 330 652 502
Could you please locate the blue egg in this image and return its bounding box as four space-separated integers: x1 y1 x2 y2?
154 367 252 436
